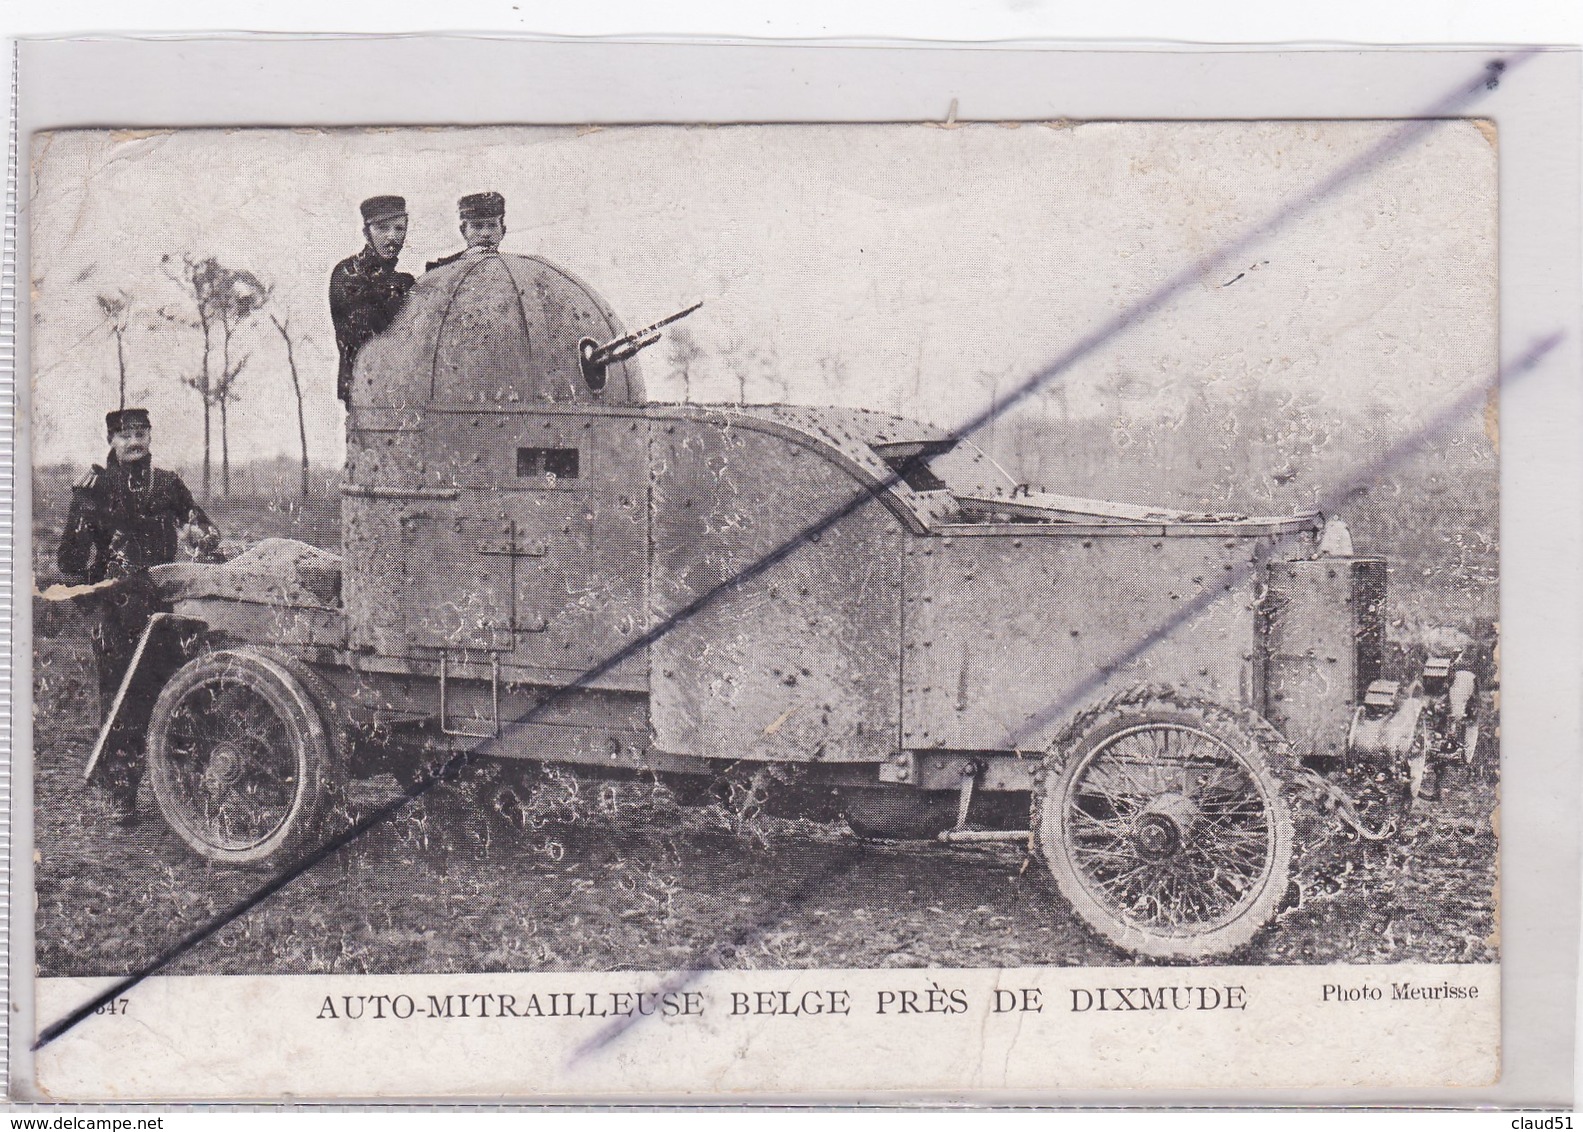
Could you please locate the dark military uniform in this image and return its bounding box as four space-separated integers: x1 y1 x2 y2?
426 191 507 271
58 444 217 814
329 245 415 403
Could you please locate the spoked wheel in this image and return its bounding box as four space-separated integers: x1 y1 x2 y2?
148 648 341 867
1036 691 1295 960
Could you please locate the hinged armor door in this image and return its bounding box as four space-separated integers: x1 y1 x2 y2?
398 511 516 651
509 413 649 690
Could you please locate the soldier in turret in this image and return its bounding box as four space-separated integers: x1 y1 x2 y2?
57 408 222 825
330 194 415 404
426 191 507 271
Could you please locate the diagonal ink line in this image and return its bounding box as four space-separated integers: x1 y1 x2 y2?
34 467 889 1052
32 54 1527 1050
938 53 1529 450
565 331 1560 1066
33 52 1534 1053
1003 332 1559 749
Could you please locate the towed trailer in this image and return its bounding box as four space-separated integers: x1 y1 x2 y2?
103 250 1483 960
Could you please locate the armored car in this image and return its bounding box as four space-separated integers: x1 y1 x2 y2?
119 251 1483 960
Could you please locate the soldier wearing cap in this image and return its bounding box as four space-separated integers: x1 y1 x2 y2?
57 408 223 826
426 191 507 271
330 195 416 404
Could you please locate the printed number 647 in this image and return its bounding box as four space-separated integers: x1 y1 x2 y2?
94 999 129 1016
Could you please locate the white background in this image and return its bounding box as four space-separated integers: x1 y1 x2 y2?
0 1 1578 47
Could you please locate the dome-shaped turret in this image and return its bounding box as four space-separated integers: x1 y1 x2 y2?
351 252 644 408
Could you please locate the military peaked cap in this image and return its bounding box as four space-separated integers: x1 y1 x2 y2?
106 407 151 437
458 191 506 220
360 195 408 224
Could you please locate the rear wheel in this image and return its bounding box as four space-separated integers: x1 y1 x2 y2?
147 648 341 867
1036 689 1295 960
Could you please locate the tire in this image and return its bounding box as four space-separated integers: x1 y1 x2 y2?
147 647 342 867
1034 687 1296 960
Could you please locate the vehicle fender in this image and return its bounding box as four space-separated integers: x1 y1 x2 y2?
1346 696 1425 760
1447 670 1477 722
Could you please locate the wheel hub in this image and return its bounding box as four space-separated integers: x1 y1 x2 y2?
202 742 245 795
1131 792 1201 859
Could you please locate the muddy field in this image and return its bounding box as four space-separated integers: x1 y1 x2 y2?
30 482 1498 978
30 645 1501 977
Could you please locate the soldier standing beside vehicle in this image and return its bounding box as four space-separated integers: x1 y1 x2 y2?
426 191 507 271
57 408 222 826
330 194 415 404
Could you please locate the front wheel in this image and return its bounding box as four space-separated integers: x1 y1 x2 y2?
1035 689 1295 960
147 648 342 867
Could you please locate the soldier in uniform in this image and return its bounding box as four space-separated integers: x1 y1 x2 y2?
426 191 507 271
57 408 222 825
330 194 415 404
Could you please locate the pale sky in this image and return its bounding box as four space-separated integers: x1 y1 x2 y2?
29 121 1496 472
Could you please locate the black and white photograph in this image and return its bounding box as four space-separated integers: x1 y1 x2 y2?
25 114 1506 1094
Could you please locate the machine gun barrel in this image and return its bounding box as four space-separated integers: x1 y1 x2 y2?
579 301 703 373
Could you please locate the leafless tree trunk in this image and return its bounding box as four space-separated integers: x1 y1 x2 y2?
113 326 127 408
163 255 265 499
217 320 248 498
219 396 231 497
1049 381 1070 425
270 313 311 497
817 354 848 405
668 326 703 404
198 304 213 497
723 337 769 405
96 291 133 411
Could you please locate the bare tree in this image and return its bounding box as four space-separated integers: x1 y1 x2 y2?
815 354 849 406
211 268 268 498
160 255 268 497
1044 379 1071 427
668 325 704 403
268 313 312 498
721 336 777 405
96 291 132 409
159 258 215 496
760 341 789 403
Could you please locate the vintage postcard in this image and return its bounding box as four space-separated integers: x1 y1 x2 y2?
23 119 1500 1099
